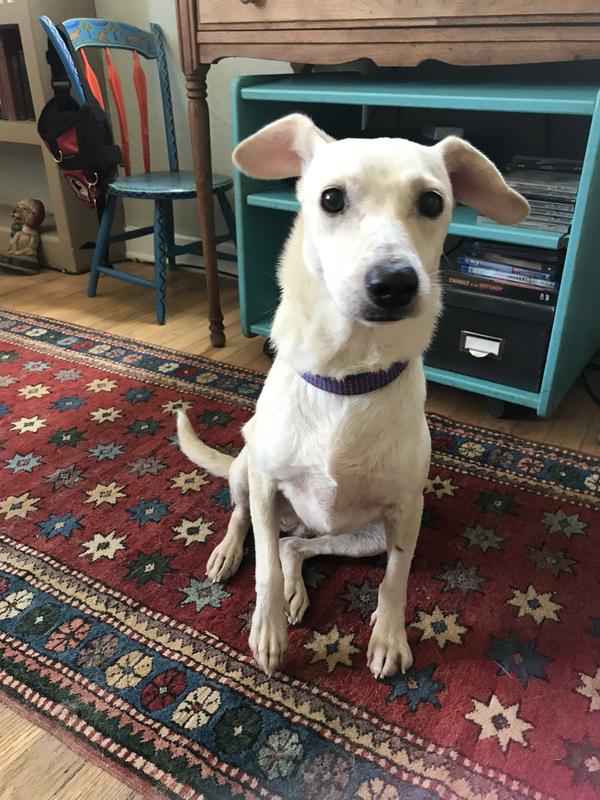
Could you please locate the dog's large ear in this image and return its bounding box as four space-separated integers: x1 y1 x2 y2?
233 113 333 179
437 136 529 225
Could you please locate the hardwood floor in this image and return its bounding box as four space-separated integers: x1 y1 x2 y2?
0 262 598 799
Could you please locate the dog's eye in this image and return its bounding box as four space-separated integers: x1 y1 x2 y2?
418 190 444 219
321 188 345 214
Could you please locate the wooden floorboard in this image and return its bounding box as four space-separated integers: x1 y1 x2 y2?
0 262 597 799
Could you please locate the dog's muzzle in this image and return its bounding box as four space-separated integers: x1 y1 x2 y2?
363 260 419 322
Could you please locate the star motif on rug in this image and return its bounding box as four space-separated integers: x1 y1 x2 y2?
128 455 167 477
476 490 519 516
45 464 85 489
410 605 467 649
304 625 360 673
54 368 81 382
212 487 231 509
424 475 457 499
0 349 19 363
303 562 325 589
507 585 563 625
170 469 209 495
127 498 171 527
575 667 600 712
172 516 214 546
198 409 233 428
542 508 587 538
49 427 85 448
17 383 50 400
0 375 18 387
560 736 600 792
123 387 154 405
0 402 12 418
0 492 40 520
526 541 577 578
90 407 122 424
23 360 50 372
461 525 503 552
80 531 127 563
487 631 550 686
127 417 162 438
465 694 533 753
85 378 118 393
37 512 83 540
52 394 85 412
421 506 439 529
437 561 488 597
126 549 175 587
85 481 127 507
339 578 378 621
161 399 192 415
88 442 124 462
179 577 231 613
4 452 42 474
11 416 47 435
385 663 444 711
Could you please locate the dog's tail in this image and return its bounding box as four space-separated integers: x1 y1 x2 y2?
176 409 233 479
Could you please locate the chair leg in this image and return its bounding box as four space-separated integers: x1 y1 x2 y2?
153 200 169 325
88 194 117 297
164 200 176 268
216 188 237 246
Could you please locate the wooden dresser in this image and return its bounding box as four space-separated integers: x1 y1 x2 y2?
176 0 600 346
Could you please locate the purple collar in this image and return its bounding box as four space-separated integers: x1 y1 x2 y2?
299 361 408 396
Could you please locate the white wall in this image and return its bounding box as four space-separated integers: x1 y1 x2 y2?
94 0 290 264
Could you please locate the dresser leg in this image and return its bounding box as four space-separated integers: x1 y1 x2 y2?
186 66 225 348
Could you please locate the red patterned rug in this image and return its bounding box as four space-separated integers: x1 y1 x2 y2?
0 308 598 800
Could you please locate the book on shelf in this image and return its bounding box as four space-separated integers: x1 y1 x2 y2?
0 28 34 122
457 263 558 290
456 256 559 284
443 272 557 306
463 240 561 272
508 154 582 174
477 214 570 233
479 155 584 234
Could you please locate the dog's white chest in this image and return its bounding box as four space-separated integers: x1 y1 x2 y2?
244 362 427 535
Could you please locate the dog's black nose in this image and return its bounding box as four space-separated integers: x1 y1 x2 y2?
365 261 419 309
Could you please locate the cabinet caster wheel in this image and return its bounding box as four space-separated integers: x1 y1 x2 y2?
487 398 508 419
262 338 276 360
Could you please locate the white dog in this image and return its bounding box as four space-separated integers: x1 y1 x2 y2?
177 114 528 679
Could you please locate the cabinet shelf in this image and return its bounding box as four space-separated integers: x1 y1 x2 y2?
247 187 566 249
0 120 39 146
241 75 600 116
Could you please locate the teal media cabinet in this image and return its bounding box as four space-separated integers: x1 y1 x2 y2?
231 69 600 417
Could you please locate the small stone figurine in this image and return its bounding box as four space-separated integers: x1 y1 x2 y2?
3 199 46 273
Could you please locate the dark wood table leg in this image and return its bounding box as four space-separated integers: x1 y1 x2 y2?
186 65 225 348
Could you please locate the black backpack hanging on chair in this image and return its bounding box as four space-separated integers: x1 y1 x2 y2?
37 16 122 214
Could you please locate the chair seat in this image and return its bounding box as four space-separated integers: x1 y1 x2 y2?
108 170 233 199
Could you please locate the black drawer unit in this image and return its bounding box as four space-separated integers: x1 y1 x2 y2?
425 289 555 393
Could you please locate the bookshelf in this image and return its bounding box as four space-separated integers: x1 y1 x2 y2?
231 70 600 417
0 0 101 273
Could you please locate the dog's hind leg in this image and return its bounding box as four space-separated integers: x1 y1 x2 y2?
206 447 250 582
280 522 386 624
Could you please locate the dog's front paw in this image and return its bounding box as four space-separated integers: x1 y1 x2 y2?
284 574 309 625
367 618 413 680
249 603 288 675
206 539 243 583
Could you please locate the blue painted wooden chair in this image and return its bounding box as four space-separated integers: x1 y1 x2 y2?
55 18 236 324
